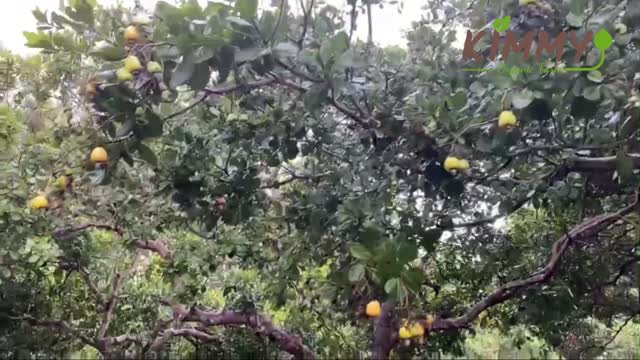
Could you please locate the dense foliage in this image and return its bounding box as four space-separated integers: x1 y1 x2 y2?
1 0 639 358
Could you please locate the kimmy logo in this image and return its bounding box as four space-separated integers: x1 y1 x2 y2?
463 15 613 73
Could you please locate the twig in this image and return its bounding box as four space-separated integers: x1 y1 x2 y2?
96 258 139 339
163 95 206 122
78 266 105 306
593 309 640 351
135 240 172 259
297 0 314 49
366 1 373 44
270 0 288 44
5 314 98 349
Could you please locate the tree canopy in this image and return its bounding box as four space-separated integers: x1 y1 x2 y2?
1 0 640 359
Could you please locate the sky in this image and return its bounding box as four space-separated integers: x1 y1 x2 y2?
0 0 430 56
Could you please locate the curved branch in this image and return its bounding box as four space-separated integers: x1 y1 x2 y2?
135 240 172 259
297 0 315 48
570 153 640 172
431 196 638 332
164 302 316 359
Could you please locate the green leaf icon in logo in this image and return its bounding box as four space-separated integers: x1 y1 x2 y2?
593 28 613 50
492 16 511 32
565 29 612 72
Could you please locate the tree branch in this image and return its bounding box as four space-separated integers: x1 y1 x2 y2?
598 309 640 350
270 0 287 44
372 301 397 360
162 95 206 122
431 196 638 332
297 0 314 49
78 266 105 306
135 240 172 259
366 1 373 44
570 153 640 172
53 223 124 241
96 258 139 339
7 314 98 349
164 302 316 359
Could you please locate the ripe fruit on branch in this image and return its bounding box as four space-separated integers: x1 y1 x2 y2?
147 61 162 73
443 157 470 172
124 55 143 72
365 300 381 317
124 25 141 42
116 68 133 82
54 175 69 189
90 147 108 163
498 110 517 128
398 326 412 339
29 195 49 210
409 322 425 337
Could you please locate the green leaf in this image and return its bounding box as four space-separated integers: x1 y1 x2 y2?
420 229 442 250
273 42 298 59
136 143 158 167
348 263 366 283
66 0 94 26
319 31 349 68
568 0 587 14
449 90 467 109
235 46 269 63
139 110 164 139
582 86 601 101
384 277 400 295
303 84 328 112
32 8 48 23
587 70 604 83
359 224 383 244
384 277 408 301
618 114 638 139
401 268 425 293
189 62 211 91
350 243 372 261
170 52 196 88
23 32 54 49
89 45 125 61
616 151 634 183
593 29 613 51
565 12 583 27
512 89 534 109
234 0 258 19
396 241 418 265
226 16 253 28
